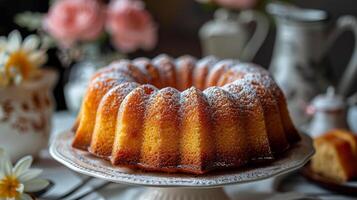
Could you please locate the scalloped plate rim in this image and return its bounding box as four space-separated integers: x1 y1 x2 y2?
50 131 314 188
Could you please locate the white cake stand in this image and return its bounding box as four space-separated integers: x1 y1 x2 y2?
50 131 314 200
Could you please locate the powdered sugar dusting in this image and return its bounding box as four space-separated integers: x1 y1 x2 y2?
233 63 268 74
119 84 159 117
73 54 297 174
176 55 197 65
152 54 173 65
98 82 140 115
106 82 140 98
209 59 238 75
84 54 288 119
205 59 240 87
143 87 181 137
180 87 211 118
91 73 134 90
132 58 151 75
196 56 219 69
223 80 260 108
87 55 284 115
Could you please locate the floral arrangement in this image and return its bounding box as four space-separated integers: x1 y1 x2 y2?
16 0 157 65
0 31 47 87
0 148 49 200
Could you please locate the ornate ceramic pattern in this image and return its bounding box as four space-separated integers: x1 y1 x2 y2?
0 69 57 161
50 131 314 187
0 92 52 135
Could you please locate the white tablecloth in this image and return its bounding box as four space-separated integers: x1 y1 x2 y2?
36 112 354 200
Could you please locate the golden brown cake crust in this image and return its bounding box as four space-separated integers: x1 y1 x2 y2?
89 82 139 158
72 55 300 174
311 130 357 182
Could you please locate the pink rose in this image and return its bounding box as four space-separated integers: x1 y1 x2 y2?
107 0 157 53
43 0 105 47
214 0 257 9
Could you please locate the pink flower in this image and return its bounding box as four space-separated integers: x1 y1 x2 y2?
43 0 105 47
214 0 257 9
107 0 157 53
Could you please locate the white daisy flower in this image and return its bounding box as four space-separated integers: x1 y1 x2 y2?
0 148 49 200
0 37 7 52
0 30 48 86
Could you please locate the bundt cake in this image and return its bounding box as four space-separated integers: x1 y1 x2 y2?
72 54 300 174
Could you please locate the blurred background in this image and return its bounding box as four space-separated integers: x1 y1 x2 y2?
1 1 357 198
1 0 356 111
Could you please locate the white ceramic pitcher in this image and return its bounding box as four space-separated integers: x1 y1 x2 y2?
199 8 269 61
267 3 357 126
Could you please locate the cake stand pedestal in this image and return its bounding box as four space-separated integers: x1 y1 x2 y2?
50 131 314 200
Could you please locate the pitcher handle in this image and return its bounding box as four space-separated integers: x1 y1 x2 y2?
239 10 269 62
326 15 357 96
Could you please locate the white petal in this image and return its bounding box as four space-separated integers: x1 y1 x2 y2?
13 74 23 85
0 148 5 179
3 160 13 176
19 193 33 200
0 147 6 158
0 36 6 42
0 147 5 159
13 156 33 176
29 51 46 66
37 54 47 66
41 53 48 63
28 51 42 61
0 148 13 176
16 183 24 193
24 179 49 192
0 53 9 65
18 169 42 182
7 30 22 53
22 35 39 52
0 36 7 50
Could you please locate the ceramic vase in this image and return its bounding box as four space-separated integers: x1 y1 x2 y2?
0 69 58 161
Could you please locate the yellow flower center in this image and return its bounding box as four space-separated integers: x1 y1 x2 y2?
0 175 21 199
5 50 34 80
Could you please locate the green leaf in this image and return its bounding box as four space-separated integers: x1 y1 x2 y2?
14 12 44 31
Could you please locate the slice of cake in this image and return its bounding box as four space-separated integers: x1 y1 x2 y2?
311 129 357 182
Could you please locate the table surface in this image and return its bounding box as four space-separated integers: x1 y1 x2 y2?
34 111 355 200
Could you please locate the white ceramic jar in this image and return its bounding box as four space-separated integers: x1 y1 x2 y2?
307 87 349 137
0 69 57 161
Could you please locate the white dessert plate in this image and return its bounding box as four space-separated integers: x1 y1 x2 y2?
50 131 314 188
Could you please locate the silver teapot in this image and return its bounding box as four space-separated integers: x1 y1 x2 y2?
267 3 357 126
199 8 269 61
